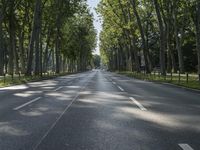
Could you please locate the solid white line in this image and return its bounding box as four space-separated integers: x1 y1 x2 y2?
179 144 194 150
33 77 90 150
129 97 147 111
117 86 124 92
13 97 42 111
33 91 80 150
54 86 63 91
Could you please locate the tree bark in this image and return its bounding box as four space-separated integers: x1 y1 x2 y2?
43 28 51 72
8 0 15 75
0 16 4 75
26 0 41 76
18 27 26 73
34 0 42 76
173 1 184 73
196 1 200 80
153 0 166 75
130 0 152 73
0 0 8 75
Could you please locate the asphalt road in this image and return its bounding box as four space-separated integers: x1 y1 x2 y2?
0 70 200 150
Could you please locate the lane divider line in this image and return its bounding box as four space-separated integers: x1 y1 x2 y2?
33 94 79 150
33 76 91 150
13 97 42 111
117 86 124 92
178 144 194 150
54 86 63 91
129 97 147 111
112 81 116 85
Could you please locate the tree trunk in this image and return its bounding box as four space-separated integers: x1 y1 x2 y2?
19 30 26 74
43 28 51 72
8 0 15 75
196 1 200 80
14 38 19 74
0 18 4 75
26 0 41 76
55 27 60 74
153 0 166 75
130 0 152 73
34 0 42 76
39 32 43 77
130 35 140 72
173 1 184 73
0 0 8 75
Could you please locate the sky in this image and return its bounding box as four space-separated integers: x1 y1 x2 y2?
87 0 102 55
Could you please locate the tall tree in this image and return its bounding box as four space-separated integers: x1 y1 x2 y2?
130 0 152 73
153 0 166 75
195 1 200 80
26 0 41 75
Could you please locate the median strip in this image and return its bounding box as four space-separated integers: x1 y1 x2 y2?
129 97 147 111
13 97 42 111
178 144 194 150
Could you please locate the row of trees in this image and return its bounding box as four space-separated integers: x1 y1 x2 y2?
0 0 96 76
98 0 200 79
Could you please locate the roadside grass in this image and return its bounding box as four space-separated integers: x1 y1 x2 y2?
0 72 71 88
118 71 200 91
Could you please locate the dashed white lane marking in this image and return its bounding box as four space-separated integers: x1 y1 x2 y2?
129 97 147 111
117 86 124 92
112 81 116 85
54 86 63 91
178 144 194 150
13 97 42 111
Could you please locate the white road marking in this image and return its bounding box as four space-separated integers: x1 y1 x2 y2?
117 86 124 92
33 94 79 150
54 86 63 91
33 79 90 150
129 97 147 111
112 81 116 85
13 97 42 111
179 144 194 150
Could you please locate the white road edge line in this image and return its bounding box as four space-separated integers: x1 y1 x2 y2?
112 81 116 85
54 86 63 91
117 86 124 92
179 144 194 150
129 97 147 111
13 97 42 111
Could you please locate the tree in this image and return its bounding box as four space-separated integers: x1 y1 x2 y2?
0 0 96 77
93 54 101 68
153 0 166 75
195 1 200 80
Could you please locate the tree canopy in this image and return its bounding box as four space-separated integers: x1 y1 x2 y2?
0 0 97 76
98 0 200 80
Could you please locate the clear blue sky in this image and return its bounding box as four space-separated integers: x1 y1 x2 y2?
87 0 102 55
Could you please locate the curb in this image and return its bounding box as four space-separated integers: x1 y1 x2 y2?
161 82 200 93
114 72 200 94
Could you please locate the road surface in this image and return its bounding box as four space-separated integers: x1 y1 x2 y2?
0 70 200 150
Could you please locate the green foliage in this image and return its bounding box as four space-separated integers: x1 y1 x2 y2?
0 0 97 76
92 54 101 68
97 0 200 77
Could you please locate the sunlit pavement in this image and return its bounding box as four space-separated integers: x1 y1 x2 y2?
0 70 200 150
